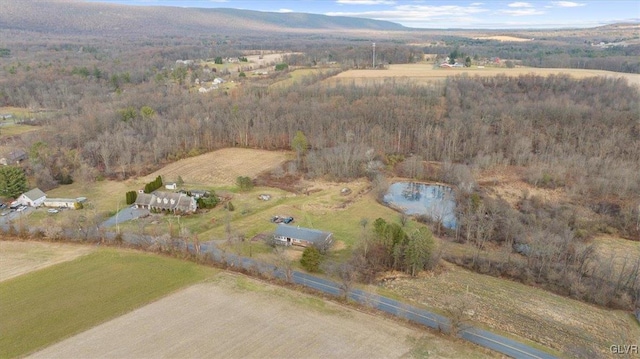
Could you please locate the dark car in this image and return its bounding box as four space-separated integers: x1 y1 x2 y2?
283 217 294 224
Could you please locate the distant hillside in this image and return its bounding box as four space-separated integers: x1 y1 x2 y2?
0 0 405 37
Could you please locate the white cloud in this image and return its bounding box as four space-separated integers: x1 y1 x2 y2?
470 2 484 5
500 8 545 16
336 0 396 4
550 1 585 7
277 8 293 13
508 2 533 7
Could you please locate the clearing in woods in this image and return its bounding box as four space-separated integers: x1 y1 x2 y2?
0 241 94 282
30 273 498 359
327 63 640 86
141 148 291 187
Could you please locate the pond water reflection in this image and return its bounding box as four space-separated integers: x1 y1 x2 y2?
383 182 458 229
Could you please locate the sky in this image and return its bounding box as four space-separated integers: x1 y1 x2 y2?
85 0 640 29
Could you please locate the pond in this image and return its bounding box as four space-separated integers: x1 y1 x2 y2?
383 182 458 229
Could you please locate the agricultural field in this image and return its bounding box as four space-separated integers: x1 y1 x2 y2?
377 262 639 357
30 272 497 359
140 148 291 187
0 248 215 358
270 68 336 88
472 35 533 42
0 241 94 282
326 63 640 86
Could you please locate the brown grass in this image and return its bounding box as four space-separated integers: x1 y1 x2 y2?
379 262 638 357
141 148 291 187
31 273 498 359
326 64 640 86
473 36 533 42
0 241 95 282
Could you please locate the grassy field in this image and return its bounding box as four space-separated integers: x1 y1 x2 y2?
378 262 639 357
0 241 95 282
270 68 334 88
31 271 498 359
140 147 291 187
0 123 40 137
326 63 640 86
0 248 215 358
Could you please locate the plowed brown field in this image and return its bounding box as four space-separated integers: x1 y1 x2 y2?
30 274 497 359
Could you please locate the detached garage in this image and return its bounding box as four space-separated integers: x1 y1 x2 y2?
17 188 46 207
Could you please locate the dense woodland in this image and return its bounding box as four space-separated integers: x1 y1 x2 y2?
1 28 639 310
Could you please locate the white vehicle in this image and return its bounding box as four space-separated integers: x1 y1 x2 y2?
48 208 59 214
16 206 26 212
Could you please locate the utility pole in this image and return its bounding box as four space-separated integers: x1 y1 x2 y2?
372 42 376 69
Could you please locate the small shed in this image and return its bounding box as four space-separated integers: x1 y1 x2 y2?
273 224 333 248
17 188 46 207
165 182 177 190
0 149 28 166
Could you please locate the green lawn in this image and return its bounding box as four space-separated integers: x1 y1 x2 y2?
0 248 216 358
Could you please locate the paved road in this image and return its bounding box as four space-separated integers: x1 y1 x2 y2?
195 241 556 359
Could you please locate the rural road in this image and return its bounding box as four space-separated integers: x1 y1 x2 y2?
194 241 557 359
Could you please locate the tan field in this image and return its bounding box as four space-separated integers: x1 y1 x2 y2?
379 262 639 357
473 36 533 42
31 273 497 359
327 64 640 86
141 148 291 187
0 241 95 282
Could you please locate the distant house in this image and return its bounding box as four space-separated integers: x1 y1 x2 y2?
273 224 333 248
43 198 78 209
165 182 177 190
17 188 46 207
134 191 197 213
0 149 28 166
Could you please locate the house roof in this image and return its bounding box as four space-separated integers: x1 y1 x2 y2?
274 224 333 245
135 192 196 212
22 188 46 201
134 193 154 207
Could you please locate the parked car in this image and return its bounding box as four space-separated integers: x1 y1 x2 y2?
48 208 59 214
16 206 27 212
0 203 6 209
283 216 294 224
1 211 9 216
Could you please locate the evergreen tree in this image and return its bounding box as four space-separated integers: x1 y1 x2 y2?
300 246 322 272
405 228 435 276
0 166 28 198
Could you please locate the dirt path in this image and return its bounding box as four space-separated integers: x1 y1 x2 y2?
0 241 95 282
30 274 496 359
